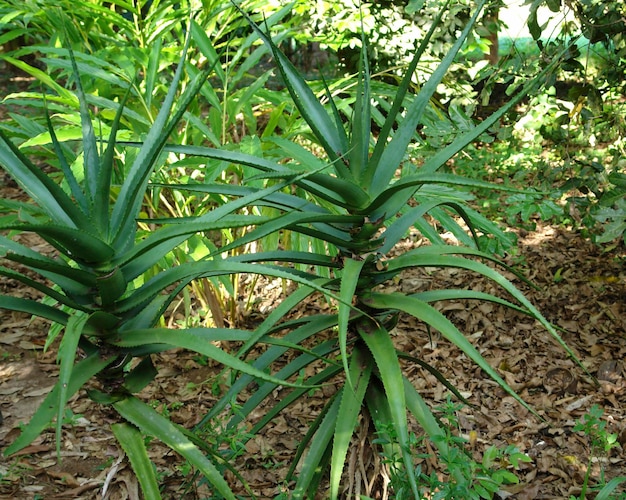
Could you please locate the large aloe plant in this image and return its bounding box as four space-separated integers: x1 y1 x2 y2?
0 16 325 498
154 2 590 497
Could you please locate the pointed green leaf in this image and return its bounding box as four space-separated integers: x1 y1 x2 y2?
364 292 539 418
371 0 489 191
113 397 236 500
111 423 162 500
292 394 341 500
356 321 419 497
330 346 372 499
0 129 88 228
111 328 316 390
55 312 89 456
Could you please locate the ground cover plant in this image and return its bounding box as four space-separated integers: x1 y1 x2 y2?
0 0 624 498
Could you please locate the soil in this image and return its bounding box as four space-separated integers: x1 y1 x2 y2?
0 73 625 500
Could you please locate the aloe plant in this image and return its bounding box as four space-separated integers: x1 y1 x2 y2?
149 2 591 497
0 17 327 498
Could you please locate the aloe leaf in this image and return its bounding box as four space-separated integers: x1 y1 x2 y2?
66 44 100 207
231 250 338 269
197 287 320 428
117 164 338 276
349 40 371 182
368 171 519 214
0 266 86 311
157 182 326 214
2 224 114 265
238 343 342 435
113 396 236 500
402 377 463 484
144 36 163 111
330 346 372 500
398 352 472 405
364 292 539 419
3 352 111 456
95 78 136 239
371 0 489 191
412 289 526 314
43 102 87 213
387 249 585 370
210 211 356 259
356 321 419 497
378 198 446 253
0 129 86 228
269 137 369 208
111 423 162 500
366 2 449 182
163 143 357 207
388 239 532 285
339 258 365 390
292 394 341 500
0 295 70 327
417 46 572 180
234 6 350 175
110 23 209 251
1 251 97 290
55 312 89 456
112 328 315 389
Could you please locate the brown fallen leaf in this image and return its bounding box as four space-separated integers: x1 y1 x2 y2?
46 470 80 488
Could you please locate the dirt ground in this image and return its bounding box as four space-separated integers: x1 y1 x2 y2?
0 219 624 499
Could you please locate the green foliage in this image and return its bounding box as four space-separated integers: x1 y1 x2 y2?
517 0 626 244
162 2 585 497
570 405 625 500
373 397 531 499
0 9 305 497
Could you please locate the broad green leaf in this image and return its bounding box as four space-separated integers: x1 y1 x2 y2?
113 396 236 500
111 328 315 390
55 312 88 456
111 423 162 500
1 56 77 103
356 321 419 497
330 346 372 500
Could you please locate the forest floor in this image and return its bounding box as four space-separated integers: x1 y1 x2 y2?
0 72 625 500
0 214 624 499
